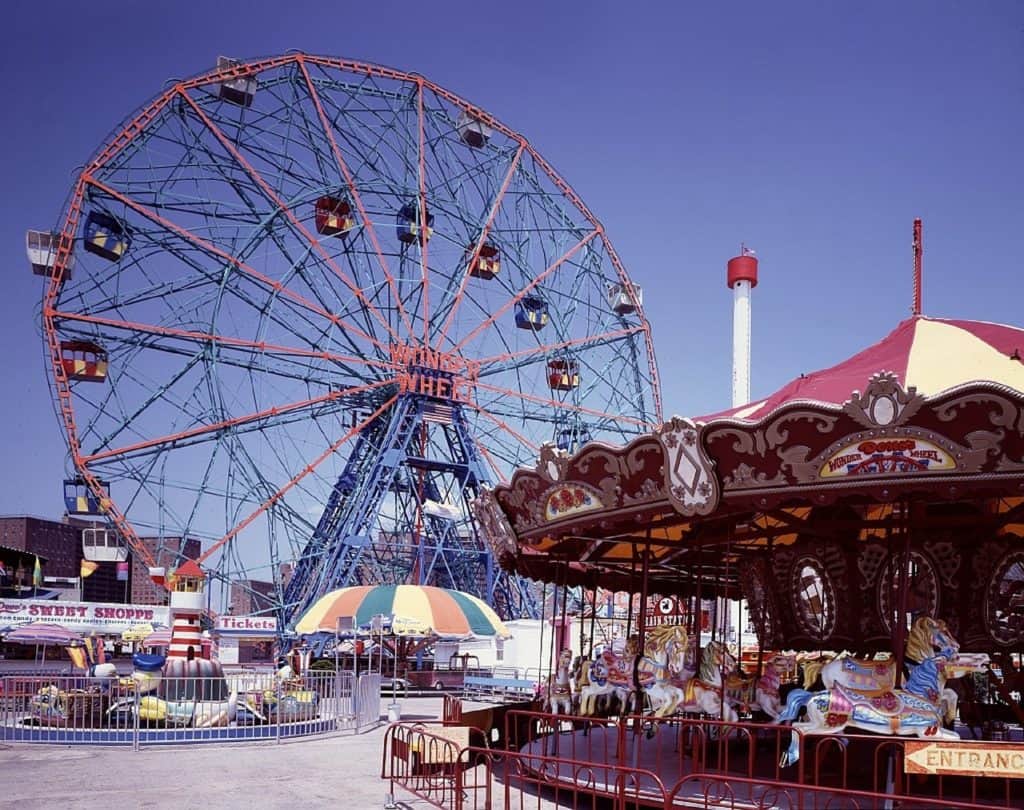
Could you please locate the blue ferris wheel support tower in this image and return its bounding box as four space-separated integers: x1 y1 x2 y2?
282 386 538 631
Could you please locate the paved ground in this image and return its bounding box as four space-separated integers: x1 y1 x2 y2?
0 697 445 810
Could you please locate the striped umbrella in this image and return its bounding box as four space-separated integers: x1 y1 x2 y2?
295 585 510 639
2 621 83 666
2 621 83 646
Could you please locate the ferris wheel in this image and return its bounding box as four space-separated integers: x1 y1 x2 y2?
29 54 661 628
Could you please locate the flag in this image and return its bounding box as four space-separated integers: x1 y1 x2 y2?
80 560 99 578
66 646 87 670
116 561 129 581
32 555 42 588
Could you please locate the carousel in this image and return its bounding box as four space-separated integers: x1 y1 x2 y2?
472 264 1024 806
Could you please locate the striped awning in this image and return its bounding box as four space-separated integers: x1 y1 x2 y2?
706 316 1024 422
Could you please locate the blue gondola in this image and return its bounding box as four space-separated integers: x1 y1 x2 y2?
556 427 592 452
515 296 549 330
83 212 130 261
63 477 110 516
396 202 434 244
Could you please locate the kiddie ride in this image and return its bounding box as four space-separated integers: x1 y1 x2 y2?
21 562 320 733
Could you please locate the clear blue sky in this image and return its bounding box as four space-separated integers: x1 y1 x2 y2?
2 1 1021 519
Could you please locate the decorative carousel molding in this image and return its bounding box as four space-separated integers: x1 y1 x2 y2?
656 416 719 516
472 487 519 562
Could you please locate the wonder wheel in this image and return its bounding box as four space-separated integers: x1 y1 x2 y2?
31 53 660 629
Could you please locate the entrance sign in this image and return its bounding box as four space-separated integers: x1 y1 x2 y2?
904 741 1024 779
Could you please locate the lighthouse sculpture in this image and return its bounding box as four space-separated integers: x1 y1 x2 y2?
727 246 759 407
166 560 206 660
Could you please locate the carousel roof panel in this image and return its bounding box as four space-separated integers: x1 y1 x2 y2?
705 316 1024 422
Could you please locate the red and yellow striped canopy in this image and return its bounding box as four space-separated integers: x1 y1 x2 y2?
708 316 1024 422
295 585 510 639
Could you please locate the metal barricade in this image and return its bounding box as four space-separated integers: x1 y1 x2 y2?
0 667 378 747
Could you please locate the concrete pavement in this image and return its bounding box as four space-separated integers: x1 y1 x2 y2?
0 697 443 810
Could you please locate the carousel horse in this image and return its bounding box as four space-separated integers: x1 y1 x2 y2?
777 635 989 767
800 617 963 725
631 624 689 717
672 639 740 723
725 654 786 720
578 636 640 716
542 648 574 714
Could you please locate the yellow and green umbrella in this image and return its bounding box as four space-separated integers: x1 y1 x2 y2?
295 585 510 639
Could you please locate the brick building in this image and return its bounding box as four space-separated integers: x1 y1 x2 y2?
130 535 202 605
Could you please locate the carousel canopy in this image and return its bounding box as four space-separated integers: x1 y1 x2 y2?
480 315 1024 653
709 316 1024 422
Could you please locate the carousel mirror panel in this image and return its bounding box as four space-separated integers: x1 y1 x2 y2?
791 557 837 641
986 549 1024 645
878 550 940 633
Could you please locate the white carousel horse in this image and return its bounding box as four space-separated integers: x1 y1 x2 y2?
672 640 739 723
543 648 574 714
777 633 989 767
632 624 689 717
725 654 786 720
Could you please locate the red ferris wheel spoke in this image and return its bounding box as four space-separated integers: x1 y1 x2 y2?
435 141 526 349
417 78 430 346
49 310 396 373
452 230 599 353
177 88 407 348
475 325 648 369
84 176 385 353
472 379 652 429
296 58 416 342
474 440 509 484
196 394 397 567
81 378 395 464
462 399 540 453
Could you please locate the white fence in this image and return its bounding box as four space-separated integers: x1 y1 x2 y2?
0 669 381 747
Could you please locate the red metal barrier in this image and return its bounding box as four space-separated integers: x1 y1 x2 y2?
384 708 1021 809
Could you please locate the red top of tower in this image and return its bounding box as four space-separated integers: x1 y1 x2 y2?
727 245 758 289
174 559 205 579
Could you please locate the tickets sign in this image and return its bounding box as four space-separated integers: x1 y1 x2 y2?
819 436 955 479
215 615 277 633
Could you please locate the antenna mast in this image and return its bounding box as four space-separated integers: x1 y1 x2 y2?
912 218 923 316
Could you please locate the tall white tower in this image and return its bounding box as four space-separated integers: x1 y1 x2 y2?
727 247 759 407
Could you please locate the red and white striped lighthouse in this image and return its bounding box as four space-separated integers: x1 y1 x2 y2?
166 559 206 660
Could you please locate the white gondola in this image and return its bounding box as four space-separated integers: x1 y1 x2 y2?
26 230 73 279
217 56 257 107
456 110 492 148
607 282 643 315
82 525 128 563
